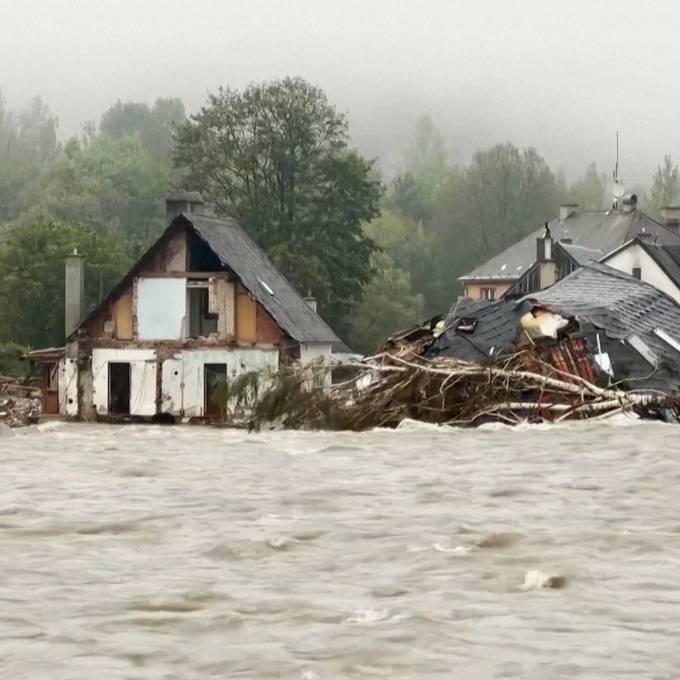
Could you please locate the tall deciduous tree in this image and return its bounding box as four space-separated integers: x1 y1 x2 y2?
100 97 186 160
349 252 424 354
649 155 680 217
0 218 131 348
173 77 382 333
0 93 59 222
41 134 170 249
568 162 607 210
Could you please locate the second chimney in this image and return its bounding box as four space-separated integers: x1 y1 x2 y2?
165 190 205 223
661 206 680 233
559 203 578 221
65 249 85 339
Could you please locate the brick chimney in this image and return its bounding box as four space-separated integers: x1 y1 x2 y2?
536 222 557 289
166 190 205 222
65 249 85 338
660 206 680 234
536 222 553 262
559 203 578 221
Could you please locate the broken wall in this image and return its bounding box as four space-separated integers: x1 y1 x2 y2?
160 348 279 417
91 348 157 416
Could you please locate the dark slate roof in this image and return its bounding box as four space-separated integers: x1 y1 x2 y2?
460 209 680 281
558 242 603 266
186 214 343 346
525 262 680 391
428 297 524 362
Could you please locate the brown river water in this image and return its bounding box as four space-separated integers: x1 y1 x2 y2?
1 419 680 679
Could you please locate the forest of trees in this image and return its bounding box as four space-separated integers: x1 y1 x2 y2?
2 80 680 359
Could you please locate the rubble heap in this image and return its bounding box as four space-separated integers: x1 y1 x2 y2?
346 350 677 428
236 348 677 431
0 375 41 428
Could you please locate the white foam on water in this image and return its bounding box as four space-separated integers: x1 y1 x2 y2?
521 569 567 590
432 543 473 555
345 608 391 624
395 418 444 432
301 670 321 680
408 543 472 555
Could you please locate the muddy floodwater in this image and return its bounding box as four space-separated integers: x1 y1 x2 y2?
2 420 680 679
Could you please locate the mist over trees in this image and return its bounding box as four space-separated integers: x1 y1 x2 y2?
0 84 675 353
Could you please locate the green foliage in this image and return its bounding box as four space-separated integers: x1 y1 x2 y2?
0 93 59 222
349 252 425 354
0 218 132 348
100 97 186 160
380 120 566 318
649 155 680 218
41 134 170 249
0 342 30 378
174 77 382 335
568 162 608 210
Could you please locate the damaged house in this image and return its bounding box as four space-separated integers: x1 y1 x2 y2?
34 193 344 421
431 261 680 394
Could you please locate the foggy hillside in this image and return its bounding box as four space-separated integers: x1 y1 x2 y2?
2 0 680 182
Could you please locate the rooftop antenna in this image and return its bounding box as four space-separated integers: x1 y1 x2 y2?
612 131 625 209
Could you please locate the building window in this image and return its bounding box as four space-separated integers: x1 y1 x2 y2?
632 267 641 280
479 287 496 301
188 286 218 337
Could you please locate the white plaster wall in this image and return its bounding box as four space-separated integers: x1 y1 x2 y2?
59 357 79 417
137 277 187 339
161 348 279 417
605 245 680 303
299 343 333 388
92 349 157 416
300 343 333 363
161 358 183 414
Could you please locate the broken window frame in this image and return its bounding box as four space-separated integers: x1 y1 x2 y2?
653 328 680 354
186 281 218 338
625 333 659 368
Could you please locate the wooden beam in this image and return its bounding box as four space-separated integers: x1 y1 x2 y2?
136 271 234 280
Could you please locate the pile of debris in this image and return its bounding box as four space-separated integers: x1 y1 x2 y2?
341 262 680 428
0 374 41 428
239 261 680 431
347 349 677 428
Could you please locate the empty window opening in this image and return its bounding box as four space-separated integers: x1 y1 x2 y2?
204 364 227 417
188 287 218 337
632 266 642 280
109 362 131 414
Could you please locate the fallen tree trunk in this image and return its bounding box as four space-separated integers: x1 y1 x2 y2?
231 350 679 431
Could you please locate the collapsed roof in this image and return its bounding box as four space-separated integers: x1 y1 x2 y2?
433 262 680 392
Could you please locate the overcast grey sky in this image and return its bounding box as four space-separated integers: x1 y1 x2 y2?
2 0 679 182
